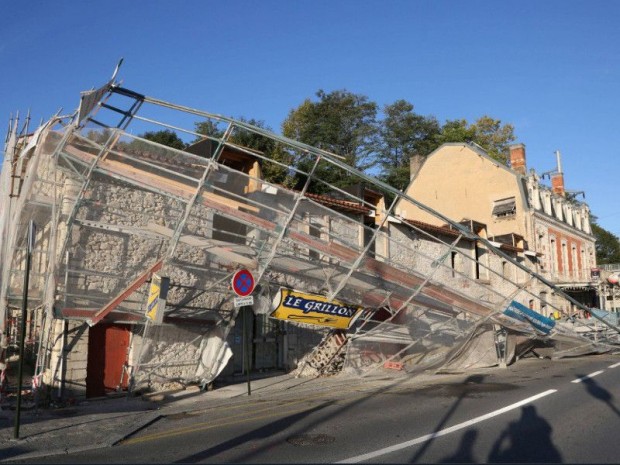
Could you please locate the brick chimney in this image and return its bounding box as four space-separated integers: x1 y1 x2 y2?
551 173 565 197
509 143 526 175
551 150 565 196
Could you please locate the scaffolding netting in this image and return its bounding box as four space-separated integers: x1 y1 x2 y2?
1 76 618 393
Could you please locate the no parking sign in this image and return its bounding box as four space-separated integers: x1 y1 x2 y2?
232 269 255 297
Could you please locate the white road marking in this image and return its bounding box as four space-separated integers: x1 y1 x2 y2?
336 389 558 463
571 370 605 383
608 362 620 369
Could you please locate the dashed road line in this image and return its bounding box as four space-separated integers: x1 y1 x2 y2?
571 370 605 383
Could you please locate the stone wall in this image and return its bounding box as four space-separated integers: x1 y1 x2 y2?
129 322 212 392
389 223 532 312
284 321 330 370
44 320 89 399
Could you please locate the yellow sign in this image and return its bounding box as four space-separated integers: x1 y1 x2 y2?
146 274 170 324
270 288 363 329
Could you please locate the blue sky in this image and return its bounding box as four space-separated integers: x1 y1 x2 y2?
2 1 619 236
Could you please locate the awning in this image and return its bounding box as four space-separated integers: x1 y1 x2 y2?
492 198 516 216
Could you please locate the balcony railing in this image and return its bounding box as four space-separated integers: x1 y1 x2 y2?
599 263 620 272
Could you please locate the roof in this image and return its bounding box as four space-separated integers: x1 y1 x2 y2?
305 192 373 215
402 218 543 256
403 218 464 239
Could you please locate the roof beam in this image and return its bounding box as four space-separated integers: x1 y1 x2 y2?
88 259 163 326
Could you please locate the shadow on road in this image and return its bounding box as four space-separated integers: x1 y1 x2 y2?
174 401 335 463
576 374 620 417
173 370 499 464
438 429 478 463
176 370 466 463
487 405 562 463
409 374 485 463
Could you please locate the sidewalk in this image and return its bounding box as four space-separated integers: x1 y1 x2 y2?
0 373 327 462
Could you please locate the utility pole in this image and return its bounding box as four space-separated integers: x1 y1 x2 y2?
14 221 35 439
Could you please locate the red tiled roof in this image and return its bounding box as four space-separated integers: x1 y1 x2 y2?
304 192 372 215
403 219 464 239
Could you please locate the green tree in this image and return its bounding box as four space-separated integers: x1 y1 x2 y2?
376 100 441 190
194 120 225 141
141 130 187 150
376 111 515 191
282 89 378 190
122 129 186 157
195 117 295 187
229 118 295 187
591 222 620 264
435 119 476 146
471 116 516 164
434 116 516 164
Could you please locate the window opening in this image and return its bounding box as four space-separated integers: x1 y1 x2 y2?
492 197 516 218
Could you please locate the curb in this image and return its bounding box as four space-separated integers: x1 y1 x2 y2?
0 410 163 462
0 442 109 462
109 411 163 446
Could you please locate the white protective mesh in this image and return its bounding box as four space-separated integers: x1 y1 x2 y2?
0 80 616 391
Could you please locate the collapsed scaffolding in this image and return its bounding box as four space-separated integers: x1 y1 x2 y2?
1 68 619 398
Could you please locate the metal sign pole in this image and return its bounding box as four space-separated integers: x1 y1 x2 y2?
232 269 255 396
14 221 35 439
244 306 251 396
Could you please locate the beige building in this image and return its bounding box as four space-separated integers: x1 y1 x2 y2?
396 143 597 317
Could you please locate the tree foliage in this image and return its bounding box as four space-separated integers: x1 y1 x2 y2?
229 118 295 187
141 130 187 150
376 100 440 190
433 116 516 164
591 222 620 264
191 89 516 193
375 106 515 190
194 120 225 140
195 118 295 187
282 89 378 190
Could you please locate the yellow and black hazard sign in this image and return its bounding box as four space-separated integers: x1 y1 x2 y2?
146 274 170 324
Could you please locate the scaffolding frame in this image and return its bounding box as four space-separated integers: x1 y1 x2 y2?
1 72 618 394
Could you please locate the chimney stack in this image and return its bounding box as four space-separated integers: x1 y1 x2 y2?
551 150 565 196
409 154 425 180
509 143 526 175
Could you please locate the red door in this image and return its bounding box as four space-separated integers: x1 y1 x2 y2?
86 324 130 397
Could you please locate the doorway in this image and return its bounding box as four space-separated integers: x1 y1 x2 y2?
227 308 282 376
86 323 130 397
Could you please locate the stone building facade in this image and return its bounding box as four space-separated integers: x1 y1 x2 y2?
2 88 604 402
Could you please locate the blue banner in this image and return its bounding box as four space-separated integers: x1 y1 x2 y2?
503 300 556 335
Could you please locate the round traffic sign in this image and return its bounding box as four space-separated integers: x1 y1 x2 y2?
232 269 255 297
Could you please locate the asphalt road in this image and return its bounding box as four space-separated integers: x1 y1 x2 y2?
24 353 620 463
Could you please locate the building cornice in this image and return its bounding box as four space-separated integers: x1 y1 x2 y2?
531 210 595 242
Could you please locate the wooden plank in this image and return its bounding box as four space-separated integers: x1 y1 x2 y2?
89 259 163 325
146 223 258 269
63 144 259 212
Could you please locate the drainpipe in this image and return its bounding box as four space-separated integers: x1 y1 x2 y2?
281 321 288 370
